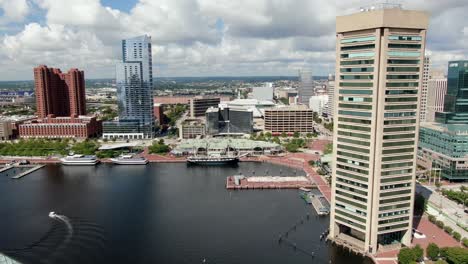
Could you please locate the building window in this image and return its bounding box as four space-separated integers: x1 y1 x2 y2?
341 36 376 43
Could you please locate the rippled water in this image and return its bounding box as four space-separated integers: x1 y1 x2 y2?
0 163 371 264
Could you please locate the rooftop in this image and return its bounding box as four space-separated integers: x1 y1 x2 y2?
421 122 468 136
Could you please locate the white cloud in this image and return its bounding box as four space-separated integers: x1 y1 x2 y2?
0 0 467 80
0 0 29 24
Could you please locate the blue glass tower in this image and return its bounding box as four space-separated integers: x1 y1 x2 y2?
435 61 468 124
115 35 154 138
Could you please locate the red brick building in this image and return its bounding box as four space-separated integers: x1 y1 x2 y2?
153 103 166 125
34 65 86 118
19 115 102 139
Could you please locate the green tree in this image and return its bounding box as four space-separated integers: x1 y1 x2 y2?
264 132 272 138
436 220 445 229
324 143 333 155
443 226 453 234
148 141 170 154
398 248 416 264
413 245 423 262
272 136 280 144
440 247 468 264
462 237 468 247
452 232 461 241
293 131 300 138
426 243 440 260
281 132 287 138
435 260 448 264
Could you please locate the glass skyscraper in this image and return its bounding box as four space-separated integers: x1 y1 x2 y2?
435 61 468 124
114 35 154 138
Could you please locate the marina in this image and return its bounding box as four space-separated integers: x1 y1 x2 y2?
0 164 45 179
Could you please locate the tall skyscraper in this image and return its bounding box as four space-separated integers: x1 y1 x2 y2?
329 6 428 254
115 35 154 137
34 65 86 118
435 61 468 124
326 74 335 119
419 56 430 122
298 69 314 105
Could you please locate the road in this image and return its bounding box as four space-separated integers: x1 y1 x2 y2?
416 183 468 238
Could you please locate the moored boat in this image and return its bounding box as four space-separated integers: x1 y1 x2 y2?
187 154 239 165
110 155 148 165
60 154 99 166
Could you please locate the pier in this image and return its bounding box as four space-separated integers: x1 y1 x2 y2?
0 164 45 179
226 175 315 190
11 165 45 179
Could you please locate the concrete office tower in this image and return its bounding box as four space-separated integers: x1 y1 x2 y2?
115 35 154 138
435 61 468 124
329 6 429 254
298 69 314 105
252 82 274 101
264 105 314 133
425 76 447 122
419 56 430 122
189 97 221 118
34 65 86 118
326 75 336 119
205 106 253 135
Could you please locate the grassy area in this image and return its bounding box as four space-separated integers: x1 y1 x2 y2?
0 139 70 156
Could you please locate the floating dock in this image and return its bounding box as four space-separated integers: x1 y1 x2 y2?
226 175 315 190
11 165 45 179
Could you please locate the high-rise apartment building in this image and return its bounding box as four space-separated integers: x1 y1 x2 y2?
264 106 314 134
114 35 154 138
425 76 447 122
419 56 430 122
189 97 221 118
435 61 468 124
298 69 314 105
329 6 429 254
34 65 86 118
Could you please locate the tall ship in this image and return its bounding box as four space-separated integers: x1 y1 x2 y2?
110 155 148 165
60 154 99 166
187 153 239 165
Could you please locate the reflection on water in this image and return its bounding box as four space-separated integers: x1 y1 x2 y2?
0 163 371 264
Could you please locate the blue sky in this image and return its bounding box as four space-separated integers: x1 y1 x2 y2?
0 0 467 80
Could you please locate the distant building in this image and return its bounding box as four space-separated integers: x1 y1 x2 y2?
19 115 102 139
252 82 274 101
102 120 146 140
326 75 335 119
419 56 430 122
205 106 253 135
34 65 86 118
435 61 468 124
298 69 313 105
189 97 221 118
153 103 165 125
108 35 154 139
154 95 231 105
264 106 314 133
172 138 282 156
223 98 275 118
309 95 328 116
418 123 468 181
425 76 447 122
179 119 206 139
0 121 13 140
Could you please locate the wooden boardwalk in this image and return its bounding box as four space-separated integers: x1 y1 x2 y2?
226 175 315 190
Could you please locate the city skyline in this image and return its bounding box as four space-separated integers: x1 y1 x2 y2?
0 0 467 81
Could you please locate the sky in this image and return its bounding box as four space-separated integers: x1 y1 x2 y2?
0 0 467 80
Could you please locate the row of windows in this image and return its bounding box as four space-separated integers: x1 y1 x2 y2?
389 36 422 41
380 183 411 190
337 177 368 189
336 190 367 203
385 90 418 95
381 168 412 176
336 203 367 217
336 184 368 196
341 36 376 44
335 196 367 210
378 223 409 232
383 126 416 133
380 196 411 204
382 140 414 147
341 59 374 65
339 102 373 110
340 89 373 95
387 67 420 72
381 161 414 169
381 190 412 198
340 67 374 73
340 96 373 103
381 176 412 183
339 110 372 117
340 75 373 80
337 164 369 176
384 104 417 110
378 209 409 218
338 144 369 154
337 157 369 168
337 151 369 161
341 52 375 59
338 124 371 132
336 169 368 182
338 137 370 147
388 43 421 49
387 82 419 87
381 154 413 162
341 44 375 51
387 59 419 65
388 51 420 57
384 112 416 118
378 216 410 225
338 117 372 125
384 119 416 125
387 75 419 80
335 209 366 224
340 82 374 87
379 203 411 211
385 97 418 103
338 130 370 139
335 215 366 231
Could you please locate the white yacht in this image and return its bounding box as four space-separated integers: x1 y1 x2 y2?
110 155 149 165
60 154 99 166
